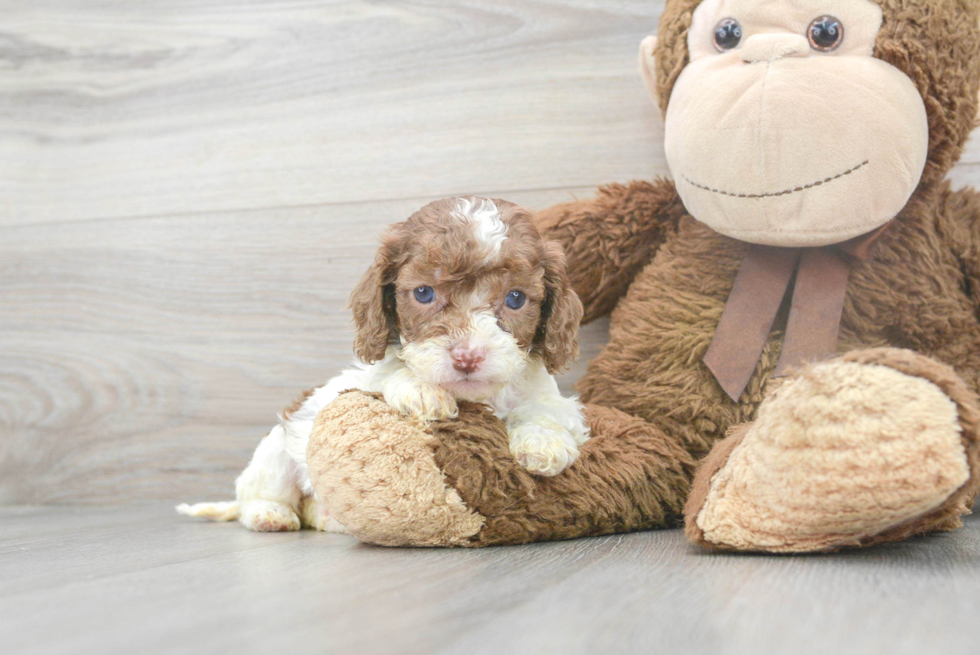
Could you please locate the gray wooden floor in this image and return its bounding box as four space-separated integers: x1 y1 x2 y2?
4 504 980 655
4 2 980 653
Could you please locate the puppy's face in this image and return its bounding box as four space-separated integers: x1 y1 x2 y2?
350 197 583 402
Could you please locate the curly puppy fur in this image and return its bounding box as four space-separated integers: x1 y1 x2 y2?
351 198 583 375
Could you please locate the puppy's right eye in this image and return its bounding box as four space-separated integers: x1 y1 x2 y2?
413 286 435 304
505 290 526 310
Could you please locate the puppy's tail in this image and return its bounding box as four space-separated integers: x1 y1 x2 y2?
176 501 240 522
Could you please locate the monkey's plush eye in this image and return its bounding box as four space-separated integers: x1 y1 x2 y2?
808 16 844 52
713 18 742 51
505 290 526 310
414 286 435 304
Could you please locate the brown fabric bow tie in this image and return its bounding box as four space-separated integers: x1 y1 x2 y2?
704 224 889 402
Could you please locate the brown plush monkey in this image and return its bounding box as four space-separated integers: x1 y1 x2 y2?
308 0 980 552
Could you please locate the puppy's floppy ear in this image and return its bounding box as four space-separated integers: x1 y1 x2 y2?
349 226 405 363
536 240 585 374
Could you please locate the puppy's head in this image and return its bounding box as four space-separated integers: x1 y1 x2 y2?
350 196 583 401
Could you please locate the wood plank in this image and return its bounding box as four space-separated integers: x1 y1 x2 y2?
3 505 980 655
0 505 306 597
948 162 980 189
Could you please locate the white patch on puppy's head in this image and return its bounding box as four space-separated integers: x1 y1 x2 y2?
452 197 508 264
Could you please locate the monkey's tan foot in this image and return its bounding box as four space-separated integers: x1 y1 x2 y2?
686 348 980 553
306 393 486 547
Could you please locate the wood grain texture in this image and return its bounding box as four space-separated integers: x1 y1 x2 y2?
1 0 979 504
0 0 667 226
4 504 980 655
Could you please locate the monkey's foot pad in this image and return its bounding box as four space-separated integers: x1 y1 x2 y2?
686 349 980 553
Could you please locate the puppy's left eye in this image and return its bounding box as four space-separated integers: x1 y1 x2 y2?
505 290 526 310
414 286 435 304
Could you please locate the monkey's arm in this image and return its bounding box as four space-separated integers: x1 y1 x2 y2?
535 178 685 324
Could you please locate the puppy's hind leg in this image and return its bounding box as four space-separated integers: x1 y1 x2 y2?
234 425 303 532
176 426 302 531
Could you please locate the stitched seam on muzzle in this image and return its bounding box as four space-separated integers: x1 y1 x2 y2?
683 160 870 199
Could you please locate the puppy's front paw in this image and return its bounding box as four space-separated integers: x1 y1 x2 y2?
387 382 459 422
509 420 580 477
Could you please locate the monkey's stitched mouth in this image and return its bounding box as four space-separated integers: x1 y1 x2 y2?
682 160 869 199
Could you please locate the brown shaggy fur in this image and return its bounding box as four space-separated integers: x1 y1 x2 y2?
426 402 696 546
308 0 980 550
545 0 980 550
473 0 980 548
573 184 980 453
535 180 688 322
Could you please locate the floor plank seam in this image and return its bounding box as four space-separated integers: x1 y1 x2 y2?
0 184 617 229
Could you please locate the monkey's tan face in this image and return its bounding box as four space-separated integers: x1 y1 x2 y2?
659 0 929 247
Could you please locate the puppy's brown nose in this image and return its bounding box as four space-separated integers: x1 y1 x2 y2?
451 346 485 374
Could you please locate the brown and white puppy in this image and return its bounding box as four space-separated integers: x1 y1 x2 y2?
178 197 588 532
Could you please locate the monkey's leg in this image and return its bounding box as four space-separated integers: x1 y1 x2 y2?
685 348 980 553
306 392 696 547
428 403 697 546
535 179 686 323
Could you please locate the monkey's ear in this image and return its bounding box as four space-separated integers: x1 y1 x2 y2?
639 35 659 105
